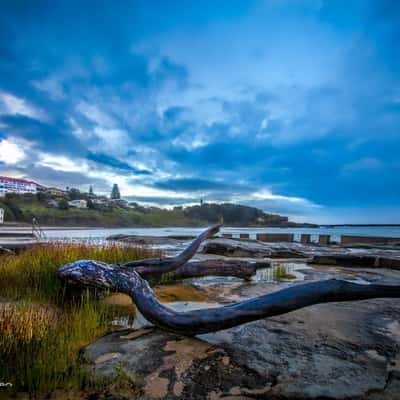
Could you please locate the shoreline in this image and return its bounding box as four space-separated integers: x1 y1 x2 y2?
2 224 400 231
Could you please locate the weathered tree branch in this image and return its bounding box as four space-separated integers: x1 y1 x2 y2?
169 259 269 280
58 226 400 336
119 224 221 276
117 225 265 280
59 259 400 335
59 226 400 336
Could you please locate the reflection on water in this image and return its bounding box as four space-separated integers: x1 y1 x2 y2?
253 262 312 282
111 301 221 330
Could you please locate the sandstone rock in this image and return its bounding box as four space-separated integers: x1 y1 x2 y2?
84 269 400 399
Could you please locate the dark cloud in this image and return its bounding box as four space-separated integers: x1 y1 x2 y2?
153 177 248 192
0 0 399 223
0 115 86 156
87 152 152 175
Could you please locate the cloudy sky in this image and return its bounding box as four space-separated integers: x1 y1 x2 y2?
0 0 399 223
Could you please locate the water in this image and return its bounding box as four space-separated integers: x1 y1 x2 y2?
41 225 400 243
253 262 312 282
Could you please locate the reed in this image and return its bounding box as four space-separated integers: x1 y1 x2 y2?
0 242 158 301
0 243 158 395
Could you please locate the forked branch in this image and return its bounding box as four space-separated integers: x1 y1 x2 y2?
119 224 221 276
58 226 400 336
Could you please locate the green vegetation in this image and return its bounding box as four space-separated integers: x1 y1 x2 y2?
273 264 297 280
255 263 297 281
0 192 309 228
0 243 158 396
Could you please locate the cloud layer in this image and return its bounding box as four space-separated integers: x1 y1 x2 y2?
0 0 399 223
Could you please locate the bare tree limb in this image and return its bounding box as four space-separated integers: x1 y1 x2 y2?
119 224 221 276
169 259 269 280
59 259 400 336
58 226 400 336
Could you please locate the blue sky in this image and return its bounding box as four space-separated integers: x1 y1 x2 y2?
0 0 399 223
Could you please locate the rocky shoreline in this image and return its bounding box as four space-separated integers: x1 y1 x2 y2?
79 236 400 399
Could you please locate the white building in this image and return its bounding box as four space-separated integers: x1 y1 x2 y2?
45 187 67 196
0 208 4 224
0 176 37 196
68 199 87 209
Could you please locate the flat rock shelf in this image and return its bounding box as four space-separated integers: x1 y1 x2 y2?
83 265 400 399
72 229 400 400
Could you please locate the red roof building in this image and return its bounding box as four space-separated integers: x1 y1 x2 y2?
0 176 38 196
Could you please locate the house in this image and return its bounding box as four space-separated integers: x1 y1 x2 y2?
68 199 87 209
92 197 109 205
0 176 37 196
45 187 68 196
0 208 4 224
47 199 59 208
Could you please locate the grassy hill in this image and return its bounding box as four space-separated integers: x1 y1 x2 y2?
0 192 313 228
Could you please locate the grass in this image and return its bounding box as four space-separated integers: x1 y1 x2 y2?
0 243 159 396
0 242 158 302
273 264 297 280
254 263 297 282
1 194 203 227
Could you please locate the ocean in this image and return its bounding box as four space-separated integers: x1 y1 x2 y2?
43 225 400 243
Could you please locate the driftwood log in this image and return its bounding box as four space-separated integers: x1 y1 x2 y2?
59 225 400 336
169 259 269 280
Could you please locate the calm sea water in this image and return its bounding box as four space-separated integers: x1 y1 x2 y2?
43 225 400 243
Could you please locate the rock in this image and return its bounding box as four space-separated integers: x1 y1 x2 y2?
310 254 400 270
94 352 122 364
202 239 307 259
84 268 400 399
84 329 273 400
378 257 400 270
310 253 379 267
106 234 195 245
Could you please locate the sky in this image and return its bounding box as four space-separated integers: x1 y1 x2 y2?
0 0 399 224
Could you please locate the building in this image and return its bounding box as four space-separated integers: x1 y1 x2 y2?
92 197 109 205
68 199 87 209
45 187 67 196
0 176 37 196
0 208 4 224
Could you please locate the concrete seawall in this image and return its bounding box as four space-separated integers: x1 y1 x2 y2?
223 232 400 246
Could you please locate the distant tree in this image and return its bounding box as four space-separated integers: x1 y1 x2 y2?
89 185 94 196
110 184 121 200
2 196 23 220
68 188 81 200
36 192 47 202
58 199 69 210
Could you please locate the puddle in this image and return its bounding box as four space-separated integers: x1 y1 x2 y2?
186 276 244 288
252 262 312 282
113 301 221 330
108 262 341 330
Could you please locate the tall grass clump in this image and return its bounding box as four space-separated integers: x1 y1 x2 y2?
0 242 159 302
0 242 159 395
